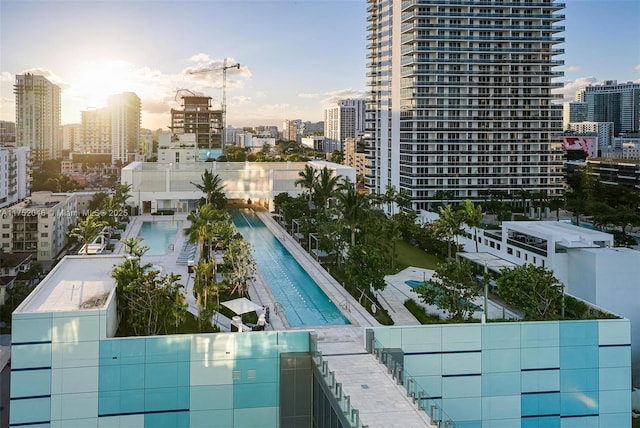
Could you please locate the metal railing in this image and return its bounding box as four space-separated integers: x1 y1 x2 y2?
370 337 459 428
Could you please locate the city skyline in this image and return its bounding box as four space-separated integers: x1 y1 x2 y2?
1 0 639 131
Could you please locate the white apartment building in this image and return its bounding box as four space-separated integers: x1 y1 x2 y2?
81 108 111 154
0 191 77 261
324 99 365 152
157 132 199 164
14 74 61 163
577 81 640 135
0 145 30 209
457 220 640 382
567 121 614 151
110 92 141 165
365 1 566 211
61 123 82 152
562 101 588 129
301 136 327 152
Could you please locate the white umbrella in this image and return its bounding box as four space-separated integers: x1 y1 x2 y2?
221 297 263 315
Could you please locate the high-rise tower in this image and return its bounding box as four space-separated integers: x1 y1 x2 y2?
109 92 141 165
14 74 61 164
576 81 640 136
366 0 566 210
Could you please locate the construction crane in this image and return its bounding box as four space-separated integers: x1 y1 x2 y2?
188 58 241 149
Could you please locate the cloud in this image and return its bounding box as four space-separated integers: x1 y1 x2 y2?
322 88 366 105
552 76 598 103
635 64 640 71
298 93 320 99
0 72 13 82
567 66 581 72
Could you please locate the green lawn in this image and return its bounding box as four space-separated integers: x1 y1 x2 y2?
393 240 442 272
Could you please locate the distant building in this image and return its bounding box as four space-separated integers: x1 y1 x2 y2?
0 191 77 261
566 122 614 152
586 158 640 190
157 132 199 164
300 136 327 152
170 96 223 150
577 80 640 135
324 99 364 152
282 119 301 142
81 108 111 154
234 134 276 150
562 101 588 129
14 74 61 163
254 125 279 139
109 92 141 165
0 253 32 305
0 145 30 208
343 137 368 178
0 120 16 143
300 121 324 136
61 124 81 153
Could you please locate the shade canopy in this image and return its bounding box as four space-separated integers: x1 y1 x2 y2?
221 297 263 315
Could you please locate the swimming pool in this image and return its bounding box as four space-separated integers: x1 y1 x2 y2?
232 210 350 327
137 221 181 255
405 280 482 311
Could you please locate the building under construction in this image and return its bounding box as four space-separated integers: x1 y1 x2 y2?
170 95 223 152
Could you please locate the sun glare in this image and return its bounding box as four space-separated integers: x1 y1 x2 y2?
70 61 136 109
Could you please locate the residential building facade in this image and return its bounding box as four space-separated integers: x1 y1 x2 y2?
81 109 111 155
324 99 365 152
14 74 61 163
109 92 141 165
562 101 588 129
576 80 640 136
0 145 30 209
566 121 614 153
365 0 566 211
0 120 16 143
344 137 368 179
0 191 77 261
61 123 82 153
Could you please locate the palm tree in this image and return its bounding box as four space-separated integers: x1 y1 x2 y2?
313 167 340 208
336 180 369 247
434 205 464 259
184 205 226 261
462 200 483 252
192 169 226 209
70 214 108 255
295 165 317 202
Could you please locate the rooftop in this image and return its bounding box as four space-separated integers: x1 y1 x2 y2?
14 255 121 313
502 220 613 247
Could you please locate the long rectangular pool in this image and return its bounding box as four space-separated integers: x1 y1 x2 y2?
232 210 350 327
137 220 181 255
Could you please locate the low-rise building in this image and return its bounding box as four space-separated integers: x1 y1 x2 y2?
0 191 77 261
157 132 198 164
0 145 30 209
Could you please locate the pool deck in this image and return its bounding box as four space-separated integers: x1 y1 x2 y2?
117 212 434 427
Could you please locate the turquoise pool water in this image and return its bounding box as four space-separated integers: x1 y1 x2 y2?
405 280 482 311
137 221 181 255
232 210 350 327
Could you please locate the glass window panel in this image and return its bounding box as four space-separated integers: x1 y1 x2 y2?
145 386 189 412
599 367 631 391
145 336 190 363
558 415 598 428
233 358 278 384
521 416 560 428
442 352 481 375
234 332 279 358
482 372 520 396
413 375 442 397
520 322 559 349
599 389 631 414
482 324 520 350
443 376 481 398
11 316 52 343
120 364 145 390
11 369 51 397
190 385 233 411
482 395 520 420
598 320 630 346
9 397 50 425
146 362 179 388
440 397 481 421
233 382 278 409
598 413 631 427
405 354 441 376
401 326 442 353
145 410 189 428
442 325 481 352
521 392 560 416
521 347 559 370
559 321 598 347
560 391 598 416
99 365 120 391
10 344 51 369
599 346 631 368
560 346 598 369
560 369 598 392
119 339 145 365
521 369 559 393
276 331 310 353
482 349 520 373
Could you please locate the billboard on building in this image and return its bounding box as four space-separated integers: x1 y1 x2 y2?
562 136 597 157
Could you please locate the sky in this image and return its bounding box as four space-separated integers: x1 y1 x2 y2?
0 0 638 131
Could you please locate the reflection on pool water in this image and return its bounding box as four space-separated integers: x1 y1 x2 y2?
137 221 181 256
232 210 350 328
